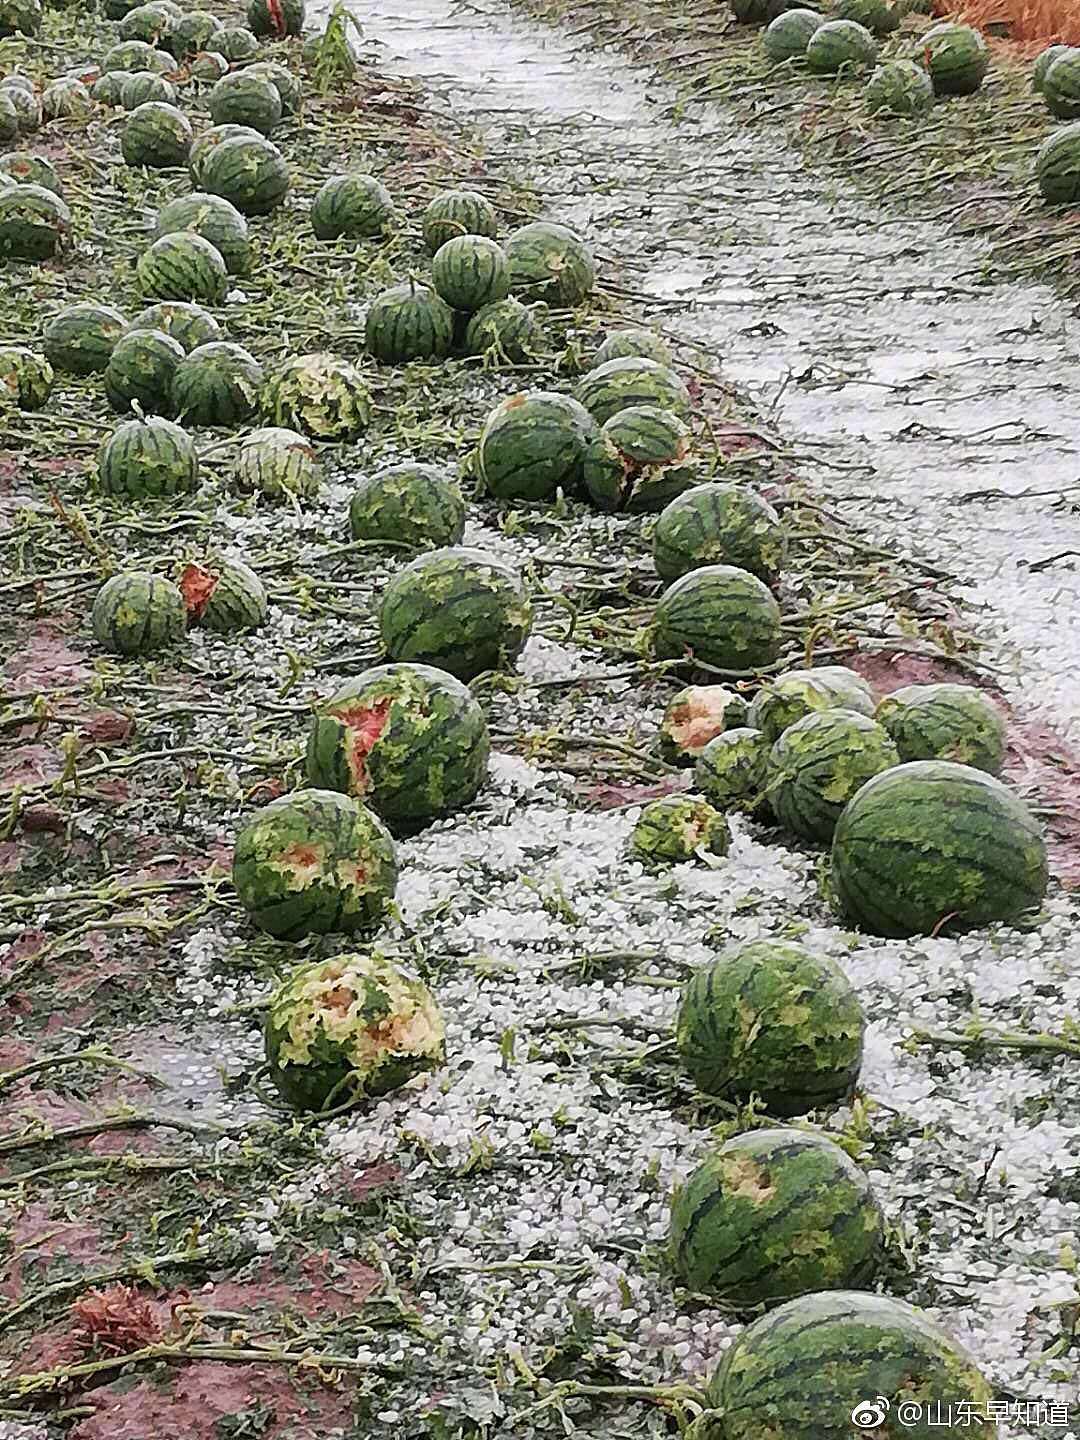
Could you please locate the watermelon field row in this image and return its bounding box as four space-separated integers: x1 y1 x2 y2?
0 0 1078 1437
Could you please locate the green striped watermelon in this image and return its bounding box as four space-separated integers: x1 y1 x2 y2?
631 795 729 864
169 10 223 59
464 298 544 363
155 193 250 276
915 22 988 95
261 353 372 441
748 665 877 744
245 62 302 116
865 58 935 114
763 9 825 60
42 78 92 120
91 571 187 655
669 1129 883 1305
432 235 510 311
119 2 175 44
0 0 41 36
0 346 52 409
200 133 289 216
804 19 877 72
768 709 900 842
659 684 749 765
653 566 783 673
2 84 40 134
733 0 793 23
190 52 229 83
232 788 398 942
365 281 455 364
136 232 228 304
653 482 786 583
875 682 1006 773
593 327 672 367
379 546 533 682
0 152 61 195
575 357 691 426
505 220 595 306
305 662 490 828
583 405 698 512
104 328 185 415
694 727 770 814
235 425 321 500
120 72 177 110
247 0 304 38
830 760 1048 937
98 416 198 499
676 940 865 1113
0 184 70 260
707 1292 994 1440
1044 50 1080 116
180 558 267 632
348 464 466 549
173 341 264 427
1034 43 1073 92
102 40 174 73
311 173 395 241
478 391 599 502
128 301 221 352
265 951 445 1113
1036 122 1080 203
835 0 899 34
217 27 260 63
188 124 263 186
0 94 15 144
43 303 126 376
208 70 281 135
422 188 498 253
93 71 132 106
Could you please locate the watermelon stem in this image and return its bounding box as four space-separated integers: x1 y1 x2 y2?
906 1023 1080 1059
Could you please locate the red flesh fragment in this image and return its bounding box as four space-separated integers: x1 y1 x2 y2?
333 698 393 793
179 564 218 621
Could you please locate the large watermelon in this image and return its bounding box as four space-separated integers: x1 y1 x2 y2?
465 298 545 363
235 426 321 500
208 70 282 135
121 101 192 168
706 1291 994 1440
103 328 185 416
658 684 749 765
188 124 263 186
575 356 691 426
42 78 92 120
669 1129 883 1305
180 558 267 632
676 940 865 1113
128 301 221 352
155 193 250 275
0 346 52 409
1044 51 1080 117
200 133 289 216
915 22 989 95
261 353 372 441
804 19 877 73
120 72 177 110
748 664 877 744
830 760 1048 937
118 2 175 44
101 39 174 73
310 173 395 240
91 571 186 656
93 71 132 106
172 341 264 427
365 282 454 364
432 235 510 311
763 8 824 60
217 27 260 63
136 232 229 304
583 406 699 513
505 220 595 305
245 61 302 116
768 709 900 842
379 547 533 682
44 303 126 376
98 415 198 499
265 951 444 1113
1034 43 1073 93
247 0 304 38
2 84 41 135
232 789 398 942
169 10 223 59
422 188 498 253
348 464 466 549
0 184 70 260
1036 122 1080 204
695 727 770 814
875 682 1006 773
593 327 672 367
653 565 783 673
653 482 786 583
478 391 599 502
835 0 899 34
305 662 490 829
865 58 935 114
631 795 729 865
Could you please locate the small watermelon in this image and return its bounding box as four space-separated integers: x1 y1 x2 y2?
208 69 282 135
200 133 289 215
217 27 260 63
43 303 126 376
118 1 175 44
120 72 176 110
432 235 510 311
0 93 15 144
478 391 599 502
695 727 771 814
464 298 544 363
180 558 267 632
91 571 187 656
0 152 61 195
915 22 989 95
653 566 783 673
0 184 70 260
875 682 1006 774
155 192 250 275
190 51 229 83
3 84 40 134
232 788 398 942
305 662 490 828
505 220 595 306
247 0 304 38
835 0 899 33
865 58 935 114
379 547 533 682
804 18 877 73
235 425 321 500
348 464 466 549
42 77 92 120
169 9 223 59
102 40 174 73
93 71 132 106
768 709 900 842
265 951 444 1113
136 232 228 304
659 684 749 765
245 61 301 116
653 482 786 584
593 328 672 367
121 100 192 167
128 301 221 352
631 795 729 865
98 415 198 499
575 356 691 426
676 940 865 1113
172 341 264 427
103 328 185 416
188 124 263 186
583 405 698 512
261 353 372 441
1036 121 1080 204
1034 43 1073 93
365 281 455 364
422 188 498 253
763 8 824 60
748 665 877 744
0 346 52 410
310 173 395 240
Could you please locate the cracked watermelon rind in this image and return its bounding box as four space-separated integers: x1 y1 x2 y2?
658 684 750 766
505 220 595 306
631 795 730 865
0 345 53 409
583 404 699 513
236 425 322 499
694 727 770 814
262 353 372 440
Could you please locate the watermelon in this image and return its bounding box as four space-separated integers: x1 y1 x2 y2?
120 72 178 110
136 232 228 304
653 482 786 584
706 1291 994 1440
768 709 900 842
188 124 263 186
669 1129 884 1305
169 10 223 59
834 0 899 34
1043 50 1080 117
575 357 691 426
653 566 783 673
593 327 672 367
432 235 510 311
379 547 533 682
915 22 989 95
217 27 260 63
235 425 321 500
0 0 40 36
658 684 749 765
208 70 281 135
422 188 498 253
763 9 824 60
98 415 198 499
265 951 445 1114
464 298 544 363
173 341 264 428
0 346 52 410
103 0 141 14
247 0 304 38
2 84 40 136
43 303 125 375
365 281 455 364
631 795 729 865
748 665 877 744
348 463 466 549
200 133 289 215
119 2 175 44
92 71 133 106
804 19 877 73
0 153 61 195
865 58 935 114
875 682 1006 774
42 78 92 120
180 557 267 632
305 662 490 828
0 184 70 261
583 405 699 513
261 353 372 441
831 760 1048 937
732 0 793 22
245 62 302 116
190 52 230 84
1036 122 1080 203
310 173 395 240
506 220 595 306
102 41 174 74
128 301 221 352
91 571 186 656
155 193 250 276
104 328 185 416
0 94 17 144
0 75 33 94
695 728 770 814
122 101 192 168
1034 43 1073 92
231 788 398 942
478 391 598 502
676 940 865 1113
